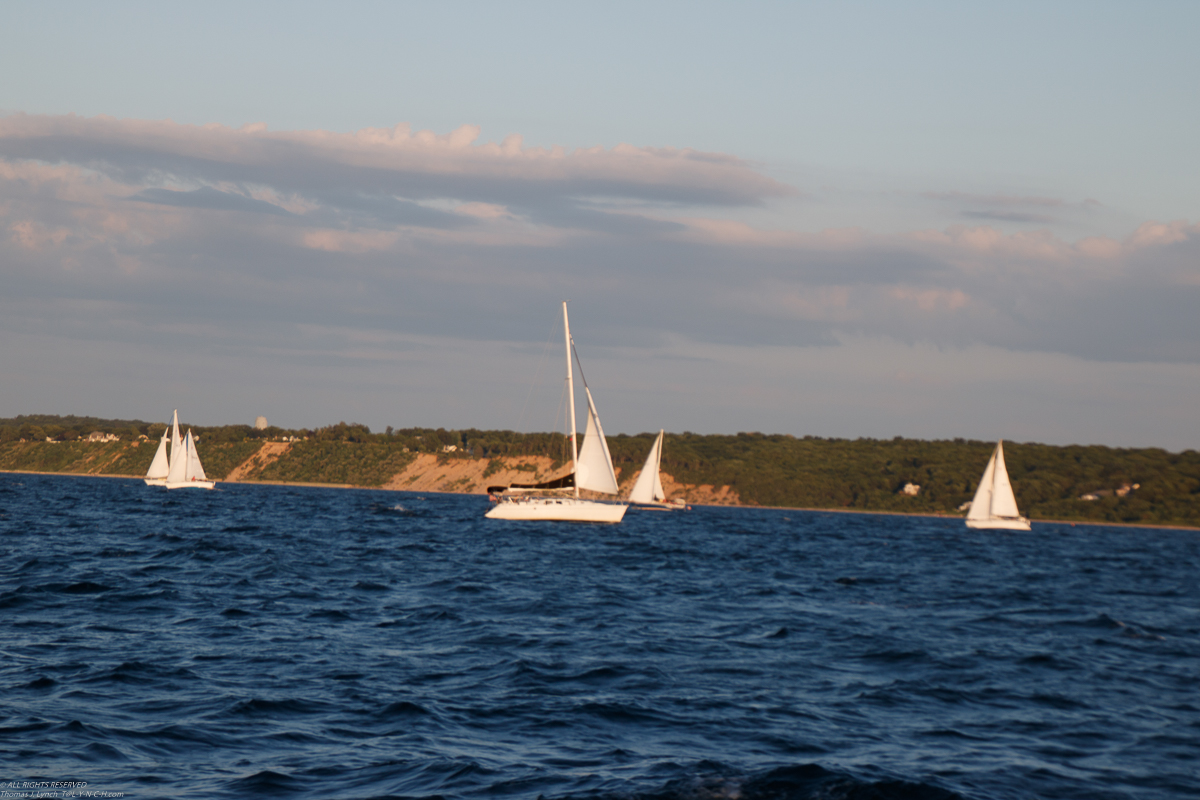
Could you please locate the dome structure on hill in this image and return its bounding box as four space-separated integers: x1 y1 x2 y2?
254 416 268 430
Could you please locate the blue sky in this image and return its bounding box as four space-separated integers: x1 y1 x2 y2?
2 1 1199 448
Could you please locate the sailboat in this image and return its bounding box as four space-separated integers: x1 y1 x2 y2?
627 430 688 510
162 410 216 490
143 427 170 486
965 440 1030 530
486 302 628 523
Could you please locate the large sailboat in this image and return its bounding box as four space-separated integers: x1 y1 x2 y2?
161 409 216 490
486 303 628 523
965 440 1030 530
627 429 687 510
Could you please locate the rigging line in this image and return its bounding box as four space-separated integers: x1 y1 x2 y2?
569 337 605 422
569 338 593 392
555 374 569 465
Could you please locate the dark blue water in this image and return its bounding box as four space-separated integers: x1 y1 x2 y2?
1 473 1197 800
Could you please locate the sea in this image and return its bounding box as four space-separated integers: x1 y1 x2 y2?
0 473 1197 800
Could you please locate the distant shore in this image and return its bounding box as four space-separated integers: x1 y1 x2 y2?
3 427 1197 528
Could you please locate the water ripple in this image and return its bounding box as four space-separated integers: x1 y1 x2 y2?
0 473 1197 799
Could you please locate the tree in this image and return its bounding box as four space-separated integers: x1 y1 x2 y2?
20 425 46 441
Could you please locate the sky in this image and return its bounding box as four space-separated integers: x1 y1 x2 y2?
2 1 1199 449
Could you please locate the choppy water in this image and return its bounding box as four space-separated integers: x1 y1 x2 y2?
1 473 1197 800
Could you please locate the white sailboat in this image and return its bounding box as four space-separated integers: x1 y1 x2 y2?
486 302 628 523
965 440 1030 530
627 430 687 510
162 411 215 490
143 427 170 486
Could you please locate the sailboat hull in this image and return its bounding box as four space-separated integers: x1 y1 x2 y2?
486 497 627 523
165 480 216 490
629 500 689 511
965 517 1031 531
144 478 167 486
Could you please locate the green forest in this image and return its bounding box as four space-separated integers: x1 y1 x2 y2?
2 415 1198 528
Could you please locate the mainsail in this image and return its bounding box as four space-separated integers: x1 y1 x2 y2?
184 430 208 482
989 441 1021 518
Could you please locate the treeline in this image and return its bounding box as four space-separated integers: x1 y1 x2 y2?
0 416 570 459
0 414 291 445
2 416 1198 527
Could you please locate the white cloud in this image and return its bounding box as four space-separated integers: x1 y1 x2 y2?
0 113 790 207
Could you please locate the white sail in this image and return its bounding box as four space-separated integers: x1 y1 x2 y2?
989 441 1021 519
165 411 187 485
629 430 666 504
575 386 620 495
144 428 170 482
966 448 996 521
966 440 1029 530
170 409 181 463
184 430 208 482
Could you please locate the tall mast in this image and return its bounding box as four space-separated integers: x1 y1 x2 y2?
563 301 580 497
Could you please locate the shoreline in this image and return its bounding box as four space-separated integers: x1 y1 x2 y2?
747 502 1200 531
4 469 1196 532
0 470 356 490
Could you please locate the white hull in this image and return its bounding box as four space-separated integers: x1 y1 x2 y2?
965 517 1031 531
165 479 216 491
144 478 167 486
486 497 627 523
629 500 688 512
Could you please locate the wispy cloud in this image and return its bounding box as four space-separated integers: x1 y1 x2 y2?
130 186 295 216
921 190 1106 228
960 209 1057 223
923 191 1073 208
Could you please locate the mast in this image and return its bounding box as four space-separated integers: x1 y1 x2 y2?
563 301 580 498
170 409 181 469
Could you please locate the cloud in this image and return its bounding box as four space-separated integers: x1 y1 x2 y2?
922 191 1107 228
961 209 1057 224
130 186 294 216
923 191 1069 208
301 228 400 254
0 113 791 211
1 112 1198 445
